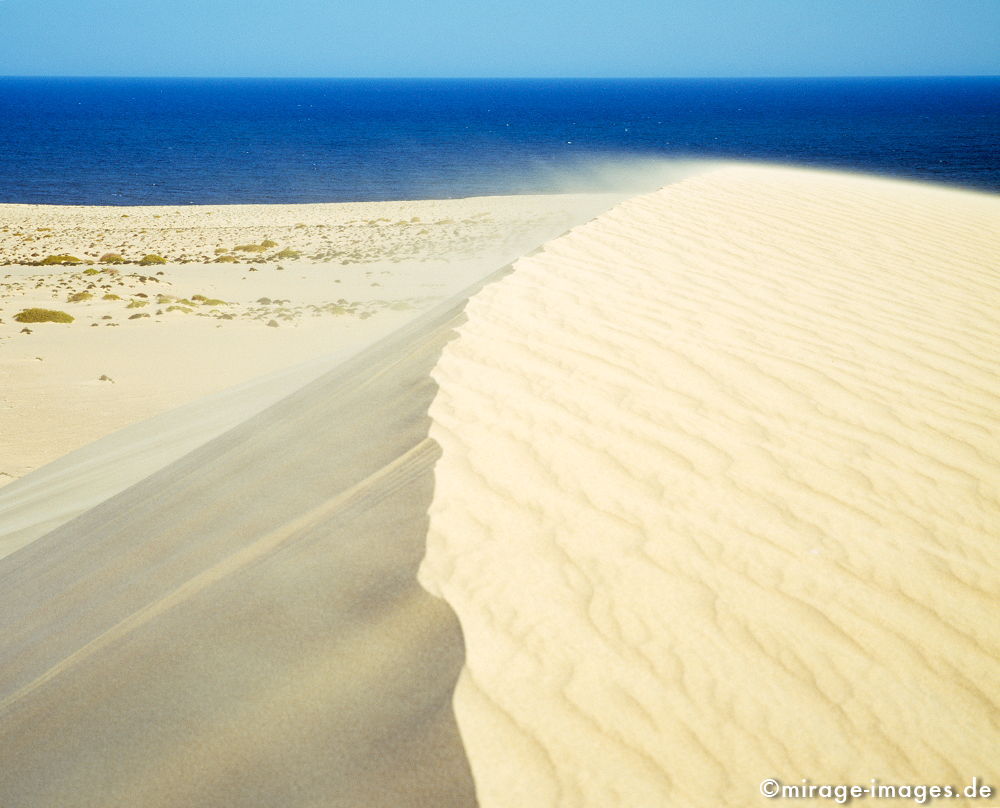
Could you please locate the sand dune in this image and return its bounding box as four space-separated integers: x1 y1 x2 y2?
0 280 505 807
2 165 997 807
421 165 1000 806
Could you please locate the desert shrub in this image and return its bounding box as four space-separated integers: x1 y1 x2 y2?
139 254 167 265
14 308 74 323
99 253 125 264
156 294 176 304
166 305 194 313
67 291 93 302
234 243 266 252
214 255 238 263
103 293 122 300
41 254 83 265
274 248 300 259
127 312 150 319
260 239 278 248
214 248 229 255
82 268 100 276
126 300 148 308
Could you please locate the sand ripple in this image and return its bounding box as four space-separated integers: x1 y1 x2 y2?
421 165 1000 806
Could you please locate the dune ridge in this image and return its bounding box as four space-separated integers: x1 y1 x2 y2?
0 274 516 807
421 165 1000 806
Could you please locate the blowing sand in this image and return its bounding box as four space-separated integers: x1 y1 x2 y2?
421 165 1000 806
0 164 997 807
0 192 619 486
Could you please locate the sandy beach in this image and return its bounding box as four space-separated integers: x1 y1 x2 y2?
1 164 998 806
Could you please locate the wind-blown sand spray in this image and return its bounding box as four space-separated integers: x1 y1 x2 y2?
421 164 1000 806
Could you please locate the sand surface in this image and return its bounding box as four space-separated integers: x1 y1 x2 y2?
421 165 1000 806
0 276 507 807
0 193 619 486
1 164 997 807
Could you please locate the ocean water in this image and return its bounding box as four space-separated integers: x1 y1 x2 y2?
0 77 997 205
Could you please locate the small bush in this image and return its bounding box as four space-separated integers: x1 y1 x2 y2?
68 291 93 302
214 255 238 263
274 248 300 259
99 253 125 264
41 254 83 265
103 293 122 300
82 268 100 276
14 308 74 323
234 243 266 252
139 254 167 265
126 300 149 308
166 305 194 313
214 248 230 255
260 239 278 249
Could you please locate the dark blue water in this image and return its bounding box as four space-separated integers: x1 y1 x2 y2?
0 77 997 204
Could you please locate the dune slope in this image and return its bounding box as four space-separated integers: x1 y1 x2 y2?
421 166 1000 806
0 279 503 807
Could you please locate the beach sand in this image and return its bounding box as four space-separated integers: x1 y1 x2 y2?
1 164 998 806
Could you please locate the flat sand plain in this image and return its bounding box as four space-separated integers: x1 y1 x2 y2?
0 193 619 486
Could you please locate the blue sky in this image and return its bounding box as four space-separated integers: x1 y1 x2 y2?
1 0 997 77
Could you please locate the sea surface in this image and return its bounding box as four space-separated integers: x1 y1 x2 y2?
0 77 997 204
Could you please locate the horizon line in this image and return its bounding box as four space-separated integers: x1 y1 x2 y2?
1 73 998 81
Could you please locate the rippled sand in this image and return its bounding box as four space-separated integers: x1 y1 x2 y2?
421 165 1000 806
1 165 996 807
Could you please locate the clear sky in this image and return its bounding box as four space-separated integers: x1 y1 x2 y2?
1 0 997 78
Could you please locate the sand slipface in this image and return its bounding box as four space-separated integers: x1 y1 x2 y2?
421 165 1000 806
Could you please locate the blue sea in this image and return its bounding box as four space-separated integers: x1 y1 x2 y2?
0 77 997 205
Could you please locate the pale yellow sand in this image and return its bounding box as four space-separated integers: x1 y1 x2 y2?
421 165 1000 806
0 193 619 486
0 278 504 808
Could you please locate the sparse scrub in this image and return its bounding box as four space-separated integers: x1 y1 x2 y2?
274 248 300 259
214 254 238 263
103 293 121 300
99 253 125 264
139 254 167 265
234 243 267 253
260 239 278 248
126 300 148 308
14 308 74 323
41 254 83 265
68 291 93 302
82 268 100 275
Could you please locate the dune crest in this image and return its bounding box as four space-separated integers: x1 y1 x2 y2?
421 165 1000 806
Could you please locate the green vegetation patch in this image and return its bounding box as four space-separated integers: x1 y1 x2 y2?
274 248 301 259
14 308 74 323
41 254 83 265
99 253 126 264
139 254 167 265
67 291 93 303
